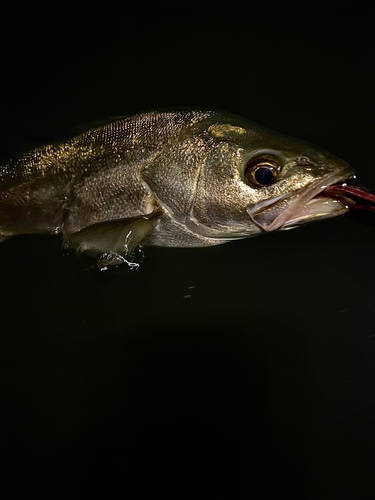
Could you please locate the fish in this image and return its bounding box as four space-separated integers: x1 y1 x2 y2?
0 109 355 266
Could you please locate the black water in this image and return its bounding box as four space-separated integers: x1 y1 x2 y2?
1 6 375 498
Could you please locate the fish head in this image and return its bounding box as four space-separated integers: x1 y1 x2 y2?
186 112 355 240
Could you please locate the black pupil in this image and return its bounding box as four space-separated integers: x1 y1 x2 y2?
254 166 274 185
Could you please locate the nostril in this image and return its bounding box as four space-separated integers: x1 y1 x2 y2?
300 148 325 163
295 156 316 167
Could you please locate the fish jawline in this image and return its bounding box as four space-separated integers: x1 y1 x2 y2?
280 196 350 229
247 169 354 232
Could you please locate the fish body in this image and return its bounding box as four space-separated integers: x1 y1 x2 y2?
0 109 354 265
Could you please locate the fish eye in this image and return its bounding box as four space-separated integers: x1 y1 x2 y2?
245 158 279 187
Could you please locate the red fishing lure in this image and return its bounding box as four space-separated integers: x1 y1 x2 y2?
323 185 375 213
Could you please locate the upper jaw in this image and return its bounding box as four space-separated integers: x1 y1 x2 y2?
246 166 355 232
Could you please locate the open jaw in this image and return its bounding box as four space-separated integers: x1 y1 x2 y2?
246 168 355 232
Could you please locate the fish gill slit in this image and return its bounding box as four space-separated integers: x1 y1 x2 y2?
186 155 204 225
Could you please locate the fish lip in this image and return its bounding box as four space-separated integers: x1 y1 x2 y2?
247 167 355 232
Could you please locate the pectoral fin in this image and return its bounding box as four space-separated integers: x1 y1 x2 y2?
64 210 162 267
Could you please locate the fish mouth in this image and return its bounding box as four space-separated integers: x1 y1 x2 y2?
246 167 355 232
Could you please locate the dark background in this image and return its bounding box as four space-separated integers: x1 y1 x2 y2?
1 5 375 498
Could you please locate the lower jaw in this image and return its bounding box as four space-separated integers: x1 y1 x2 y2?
251 195 351 232
281 196 350 229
